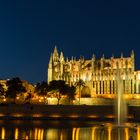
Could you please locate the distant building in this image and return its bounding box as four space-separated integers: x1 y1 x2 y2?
48 46 140 97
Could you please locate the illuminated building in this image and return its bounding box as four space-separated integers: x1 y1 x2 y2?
48 46 140 97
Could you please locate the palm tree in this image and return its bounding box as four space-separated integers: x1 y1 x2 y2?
75 79 85 104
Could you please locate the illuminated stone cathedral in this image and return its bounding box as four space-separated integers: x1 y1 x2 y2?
48 46 140 97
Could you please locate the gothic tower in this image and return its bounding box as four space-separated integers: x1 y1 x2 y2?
48 46 60 83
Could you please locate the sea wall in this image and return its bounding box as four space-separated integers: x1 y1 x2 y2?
0 104 114 120
0 104 138 121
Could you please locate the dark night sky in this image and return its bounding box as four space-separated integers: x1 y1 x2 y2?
0 0 140 83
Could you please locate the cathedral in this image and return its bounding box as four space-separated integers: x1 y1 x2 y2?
48 46 140 97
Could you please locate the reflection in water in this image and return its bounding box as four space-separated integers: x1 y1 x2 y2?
14 128 18 140
125 128 128 140
108 127 111 140
0 122 139 140
92 127 96 140
1 127 5 140
72 128 76 140
76 128 80 140
137 127 140 140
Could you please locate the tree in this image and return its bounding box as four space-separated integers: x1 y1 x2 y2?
67 85 76 104
48 80 68 105
35 81 48 96
75 79 85 104
35 81 49 104
0 84 5 101
6 77 26 102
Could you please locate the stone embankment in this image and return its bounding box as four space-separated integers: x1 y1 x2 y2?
0 104 139 121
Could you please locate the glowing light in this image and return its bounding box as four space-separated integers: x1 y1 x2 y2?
125 128 128 140
1 127 5 140
0 114 4 117
60 131 63 140
12 114 23 117
125 94 130 99
105 115 114 119
14 128 18 140
25 135 29 140
122 75 125 80
75 128 80 140
36 96 39 99
40 97 44 100
46 129 58 139
138 73 140 80
107 94 113 98
73 100 76 103
51 115 60 118
88 115 98 118
37 129 41 140
32 114 43 118
136 95 140 99
34 128 38 140
82 75 86 81
137 127 140 140
29 130 32 140
40 129 44 140
72 128 76 140
70 115 79 118
108 127 112 140
92 127 96 140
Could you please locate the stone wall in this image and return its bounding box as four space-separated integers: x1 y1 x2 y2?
45 97 140 106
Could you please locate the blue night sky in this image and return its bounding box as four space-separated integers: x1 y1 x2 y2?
0 0 140 83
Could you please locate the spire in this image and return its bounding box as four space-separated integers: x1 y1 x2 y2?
60 51 64 62
102 54 105 59
66 57 69 62
83 56 85 60
54 45 58 55
92 53 95 60
121 52 123 58
131 49 134 58
53 45 59 61
71 56 74 62
111 54 114 58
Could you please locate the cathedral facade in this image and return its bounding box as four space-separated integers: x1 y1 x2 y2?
48 46 140 97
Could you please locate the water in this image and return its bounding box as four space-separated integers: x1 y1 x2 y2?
115 69 129 140
0 120 139 140
116 69 127 126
